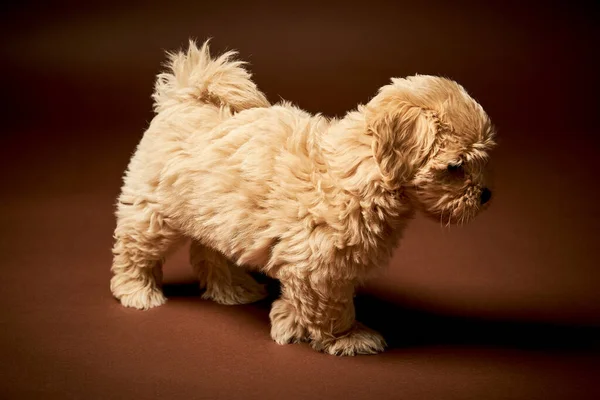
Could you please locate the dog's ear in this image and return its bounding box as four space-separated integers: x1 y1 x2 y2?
367 103 437 189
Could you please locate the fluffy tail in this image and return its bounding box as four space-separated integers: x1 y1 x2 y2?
152 39 270 113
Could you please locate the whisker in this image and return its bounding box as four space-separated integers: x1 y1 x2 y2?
440 208 444 229
445 206 453 228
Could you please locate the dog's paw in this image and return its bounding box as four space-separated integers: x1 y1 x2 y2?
113 285 167 310
118 288 167 310
111 275 167 310
202 272 268 305
269 299 309 344
312 323 387 356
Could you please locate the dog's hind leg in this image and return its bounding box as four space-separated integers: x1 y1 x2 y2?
110 202 181 310
189 241 268 305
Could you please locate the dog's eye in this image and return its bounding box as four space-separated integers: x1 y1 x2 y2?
447 163 462 172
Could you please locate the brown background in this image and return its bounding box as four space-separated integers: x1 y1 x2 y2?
1 1 599 399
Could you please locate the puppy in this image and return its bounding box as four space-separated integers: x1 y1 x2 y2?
110 40 496 356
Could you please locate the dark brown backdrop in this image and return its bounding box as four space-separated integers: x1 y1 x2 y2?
1 1 599 399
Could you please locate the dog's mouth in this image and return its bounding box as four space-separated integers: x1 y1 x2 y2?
422 208 471 226
406 185 491 226
419 199 484 227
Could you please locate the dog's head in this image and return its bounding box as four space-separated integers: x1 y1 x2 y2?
365 75 496 224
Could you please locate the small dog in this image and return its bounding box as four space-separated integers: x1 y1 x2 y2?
111 40 496 356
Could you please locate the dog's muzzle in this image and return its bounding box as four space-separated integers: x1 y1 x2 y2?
480 188 492 205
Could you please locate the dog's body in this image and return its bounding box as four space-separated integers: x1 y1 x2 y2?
111 40 496 356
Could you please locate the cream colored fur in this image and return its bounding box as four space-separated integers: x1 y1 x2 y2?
110 40 496 356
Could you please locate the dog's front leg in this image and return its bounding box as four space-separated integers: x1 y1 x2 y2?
189 241 268 305
270 274 386 356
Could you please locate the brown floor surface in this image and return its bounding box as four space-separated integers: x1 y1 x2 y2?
1 1 599 399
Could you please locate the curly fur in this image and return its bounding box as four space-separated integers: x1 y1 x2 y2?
110 39 496 356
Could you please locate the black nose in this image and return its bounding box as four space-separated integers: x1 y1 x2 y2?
481 188 492 205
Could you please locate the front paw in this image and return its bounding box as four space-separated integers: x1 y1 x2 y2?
269 299 309 344
111 275 167 310
312 322 387 356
